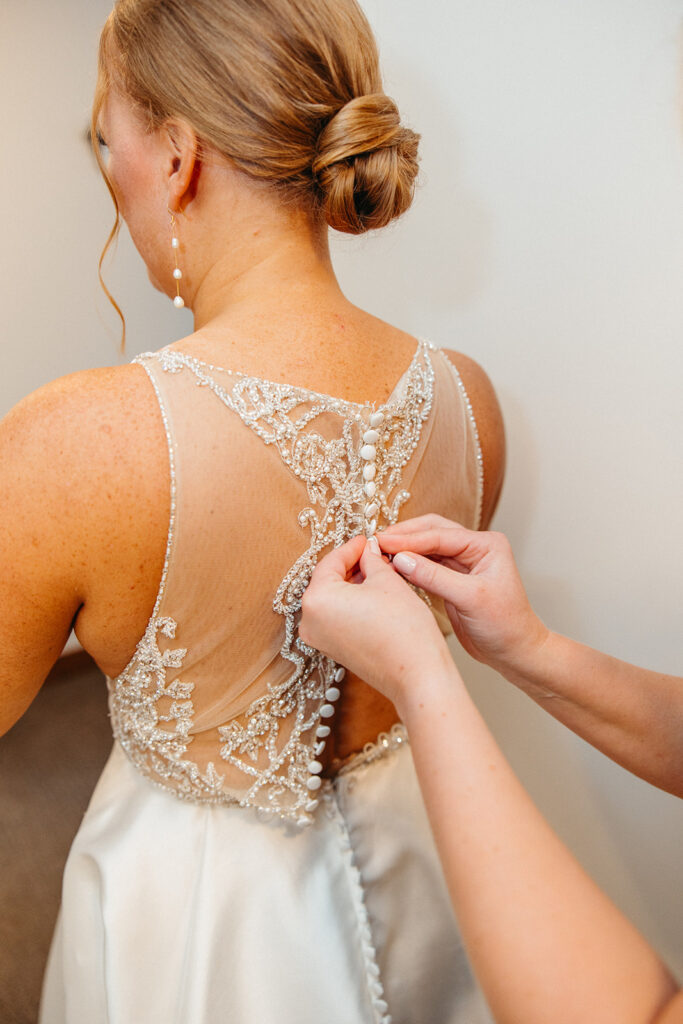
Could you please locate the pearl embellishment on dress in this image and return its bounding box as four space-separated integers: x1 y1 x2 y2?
359 409 384 537
303 658 349 795
122 340 436 827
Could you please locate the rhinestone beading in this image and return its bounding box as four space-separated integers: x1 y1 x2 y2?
109 342 436 825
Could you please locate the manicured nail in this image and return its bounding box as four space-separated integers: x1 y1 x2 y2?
393 552 416 574
368 536 381 555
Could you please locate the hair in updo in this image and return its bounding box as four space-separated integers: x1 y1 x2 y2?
93 0 421 236
313 93 419 233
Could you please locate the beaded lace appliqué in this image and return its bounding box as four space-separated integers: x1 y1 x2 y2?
109 342 435 826
109 615 227 800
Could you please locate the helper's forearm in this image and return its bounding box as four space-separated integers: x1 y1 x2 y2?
500 632 683 797
400 666 678 1024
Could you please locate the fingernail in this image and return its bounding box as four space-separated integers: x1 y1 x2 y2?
368 536 381 555
393 552 416 574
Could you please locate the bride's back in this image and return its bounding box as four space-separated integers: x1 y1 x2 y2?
2 0 503 814
67 312 498 827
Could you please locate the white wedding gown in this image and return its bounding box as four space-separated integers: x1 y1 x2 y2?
40 337 492 1024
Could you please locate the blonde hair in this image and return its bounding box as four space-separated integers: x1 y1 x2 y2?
91 0 420 342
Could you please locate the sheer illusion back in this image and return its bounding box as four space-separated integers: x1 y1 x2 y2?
107 338 483 827
42 337 493 1024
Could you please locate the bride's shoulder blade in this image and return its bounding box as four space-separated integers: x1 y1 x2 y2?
0 362 169 692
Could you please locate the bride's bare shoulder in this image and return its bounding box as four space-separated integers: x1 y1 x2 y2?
1 361 165 483
0 360 171 694
439 348 506 528
0 361 168 606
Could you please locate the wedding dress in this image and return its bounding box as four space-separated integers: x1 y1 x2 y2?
39 337 492 1024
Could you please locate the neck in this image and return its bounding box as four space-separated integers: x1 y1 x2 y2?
183 185 347 332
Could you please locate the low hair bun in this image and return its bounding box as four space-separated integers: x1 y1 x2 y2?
312 94 420 235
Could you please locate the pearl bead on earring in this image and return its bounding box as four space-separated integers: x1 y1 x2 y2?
168 209 185 309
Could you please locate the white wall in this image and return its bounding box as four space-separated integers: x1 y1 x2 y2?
3 0 682 979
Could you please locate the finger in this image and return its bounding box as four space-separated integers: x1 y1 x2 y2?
349 551 391 583
309 535 367 588
359 534 395 580
378 526 490 571
378 526 468 555
380 513 463 536
391 549 473 606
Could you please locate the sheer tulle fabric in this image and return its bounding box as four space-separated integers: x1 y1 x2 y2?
104 340 481 820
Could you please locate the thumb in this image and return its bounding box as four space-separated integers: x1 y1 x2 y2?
359 534 393 579
309 534 367 587
392 549 470 607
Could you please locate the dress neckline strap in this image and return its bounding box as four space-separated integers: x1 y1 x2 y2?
140 336 436 413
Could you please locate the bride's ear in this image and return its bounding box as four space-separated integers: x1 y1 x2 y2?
164 118 199 212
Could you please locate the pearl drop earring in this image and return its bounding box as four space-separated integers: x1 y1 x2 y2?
168 209 184 309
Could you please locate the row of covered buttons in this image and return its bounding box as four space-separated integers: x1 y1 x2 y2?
301 412 384 817
360 410 384 538
305 665 346 804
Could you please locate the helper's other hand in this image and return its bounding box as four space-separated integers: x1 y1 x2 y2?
378 515 549 675
300 534 456 715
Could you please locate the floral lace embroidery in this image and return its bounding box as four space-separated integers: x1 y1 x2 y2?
109 615 228 802
109 342 435 826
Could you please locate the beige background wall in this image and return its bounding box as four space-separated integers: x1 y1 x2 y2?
2 0 682 979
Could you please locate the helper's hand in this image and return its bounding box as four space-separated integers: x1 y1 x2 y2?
300 534 457 715
377 515 549 676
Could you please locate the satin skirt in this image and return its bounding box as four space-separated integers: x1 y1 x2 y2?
40 737 492 1024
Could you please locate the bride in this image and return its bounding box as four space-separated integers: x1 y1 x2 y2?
1 1 504 1021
